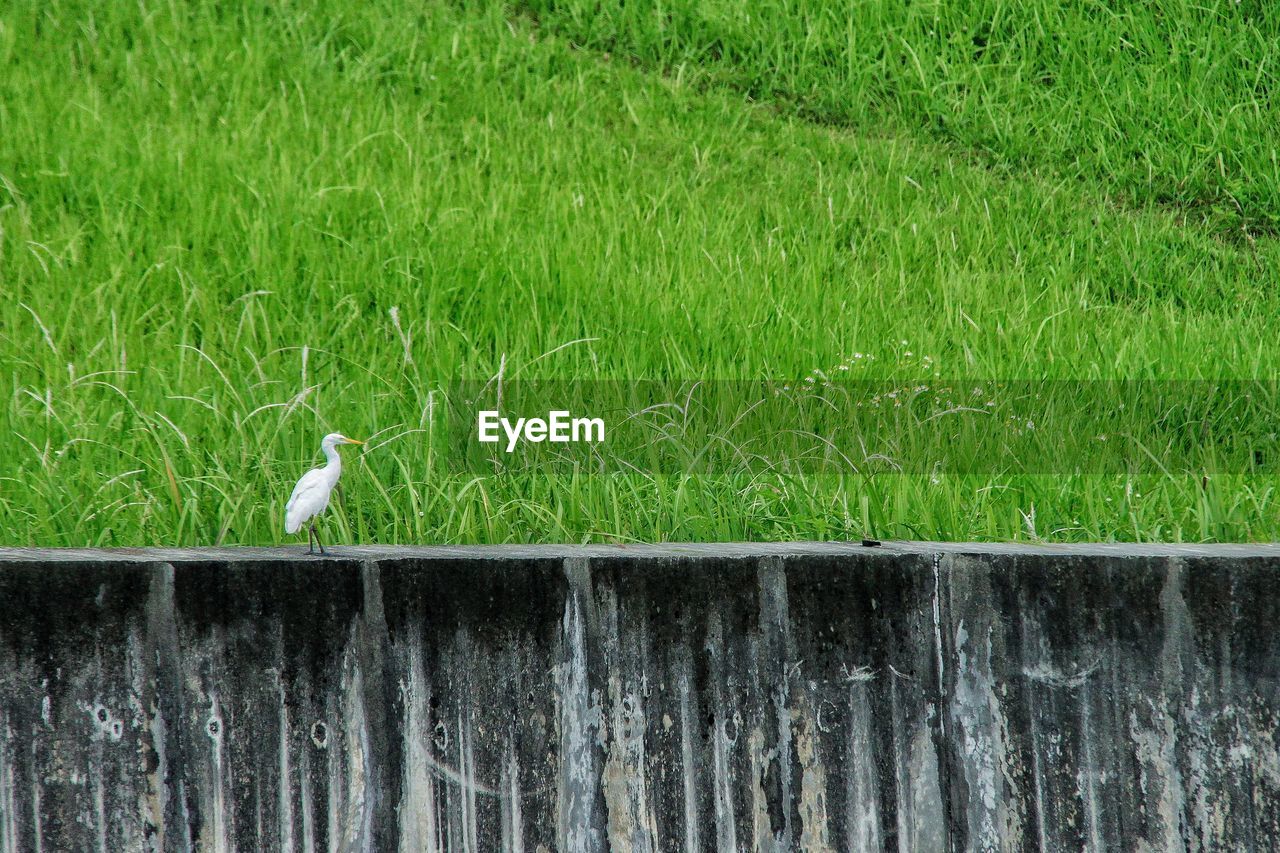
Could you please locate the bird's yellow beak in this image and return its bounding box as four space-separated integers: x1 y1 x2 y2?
344 437 365 445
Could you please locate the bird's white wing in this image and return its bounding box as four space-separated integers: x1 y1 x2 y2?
284 467 332 534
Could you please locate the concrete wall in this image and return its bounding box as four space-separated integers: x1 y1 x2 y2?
0 542 1277 851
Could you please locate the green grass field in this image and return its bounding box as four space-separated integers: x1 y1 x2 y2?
4 0 1280 546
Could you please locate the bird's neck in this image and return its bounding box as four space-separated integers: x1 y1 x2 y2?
322 443 342 471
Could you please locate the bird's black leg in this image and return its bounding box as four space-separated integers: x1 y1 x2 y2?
307 525 315 554
312 521 327 556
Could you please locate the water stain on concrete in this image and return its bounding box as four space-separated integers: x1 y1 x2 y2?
0 544 1276 849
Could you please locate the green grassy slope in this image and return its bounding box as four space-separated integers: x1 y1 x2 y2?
524 0 1280 236
2 1 1278 545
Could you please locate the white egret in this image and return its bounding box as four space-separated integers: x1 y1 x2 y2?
284 433 364 554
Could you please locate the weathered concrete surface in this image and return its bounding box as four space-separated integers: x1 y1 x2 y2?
0 542 1277 851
